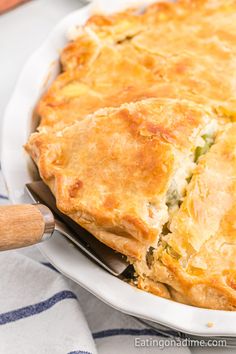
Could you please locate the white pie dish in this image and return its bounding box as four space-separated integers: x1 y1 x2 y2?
1 0 236 337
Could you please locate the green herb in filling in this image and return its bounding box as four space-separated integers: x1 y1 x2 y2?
194 134 214 163
166 187 180 208
146 247 155 268
162 241 181 260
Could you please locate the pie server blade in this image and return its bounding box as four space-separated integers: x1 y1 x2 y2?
25 180 130 276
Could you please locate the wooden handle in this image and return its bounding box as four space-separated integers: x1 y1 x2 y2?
0 204 55 251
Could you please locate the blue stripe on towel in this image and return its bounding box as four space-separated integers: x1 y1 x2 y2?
92 328 170 339
68 351 92 354
41 262 60 273
0 290 77 325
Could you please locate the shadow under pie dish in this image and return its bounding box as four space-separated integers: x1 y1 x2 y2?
25 0 236 311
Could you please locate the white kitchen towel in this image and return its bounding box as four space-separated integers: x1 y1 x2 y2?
0 251 97 354
0 166 191 354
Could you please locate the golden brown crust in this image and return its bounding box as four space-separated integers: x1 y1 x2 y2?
37 0 236 131
26 98 212 259
27 0 236 310
137 277 171 299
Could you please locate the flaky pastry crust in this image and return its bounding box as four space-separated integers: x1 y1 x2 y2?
26 0 236 310
27 98 213 259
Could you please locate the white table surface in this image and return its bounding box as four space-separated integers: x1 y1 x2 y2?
0 0 84 154
0 1 234 353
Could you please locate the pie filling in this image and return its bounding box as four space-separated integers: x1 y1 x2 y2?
133 119 218 276
166 119 218 224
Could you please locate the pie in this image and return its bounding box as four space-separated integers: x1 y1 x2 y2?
26 0 236 310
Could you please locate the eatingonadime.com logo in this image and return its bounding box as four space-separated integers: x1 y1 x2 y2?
134 337 227 349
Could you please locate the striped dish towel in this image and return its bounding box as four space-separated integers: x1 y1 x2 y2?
0 166 189 354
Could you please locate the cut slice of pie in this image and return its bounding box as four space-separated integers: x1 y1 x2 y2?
26 98 216 259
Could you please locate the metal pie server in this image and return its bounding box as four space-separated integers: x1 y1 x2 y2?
25 181 130 276
0 180 129 275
